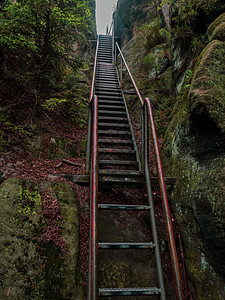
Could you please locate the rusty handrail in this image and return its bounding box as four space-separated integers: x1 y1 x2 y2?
107 19 113 35
88 95 98 300
115 42 143 105
86 40 99 174
89 40 99 102
145 98 183 300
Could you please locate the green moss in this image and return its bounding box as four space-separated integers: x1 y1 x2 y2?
0 179 81 299
207 13 225 37
193 0 225 18
162 34 225 298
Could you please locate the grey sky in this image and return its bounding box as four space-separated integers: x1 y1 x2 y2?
96 0 118 34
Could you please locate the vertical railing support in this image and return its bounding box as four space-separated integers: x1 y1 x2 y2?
145 98 183 300
144 103 166 300
86 103 92 174
88 95 99 300
112 18 115 63
86 39 99 174
120 57 123 82
141 108 145 172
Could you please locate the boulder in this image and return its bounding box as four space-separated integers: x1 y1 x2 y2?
170 0 225 93
0 178 82 299
207 13 225 41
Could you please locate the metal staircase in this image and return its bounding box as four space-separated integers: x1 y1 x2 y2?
96 35 141 176
87 33 183 300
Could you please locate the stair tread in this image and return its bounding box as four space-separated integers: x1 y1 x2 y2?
98 204 150 210
98 105 125 109
98 111 126 116
98 139 133 144
99 160 137 164
98 95 123 99
98 242 156 249
99 287 160 296
99 169 141 175
98 130 130 133
98 148 135 153
98 114 126 119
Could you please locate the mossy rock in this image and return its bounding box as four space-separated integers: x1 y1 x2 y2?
0 179 82 299
207 13 225 41
192 0 225 31
162 38 225 299
189 40 225 132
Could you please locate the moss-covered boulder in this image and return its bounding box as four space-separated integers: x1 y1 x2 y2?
192 0 225 32
207 13 225 41
162 39 225 299
170 0 225 92
0 178 82 299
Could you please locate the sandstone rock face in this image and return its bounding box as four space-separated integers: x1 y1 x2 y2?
114 0 154 48
162 28 225 300
0 178 82 299
170 0 225 93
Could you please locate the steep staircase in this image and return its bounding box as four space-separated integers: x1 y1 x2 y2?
96 35 141 178
87 34 182 300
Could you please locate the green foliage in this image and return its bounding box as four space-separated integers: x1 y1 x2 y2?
144 53 160 72
0 0 92 94
136 18 168 52
155 97 174 137
0 112 33 151
184 69 193 91
42 98 67 111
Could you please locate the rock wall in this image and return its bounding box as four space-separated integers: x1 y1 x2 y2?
114 0 152 47
162 8 225 299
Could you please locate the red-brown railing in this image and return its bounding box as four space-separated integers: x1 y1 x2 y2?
86 39 99 174
144 98 183 300
115 42 184 299
87 37 99 299
88 95 98 300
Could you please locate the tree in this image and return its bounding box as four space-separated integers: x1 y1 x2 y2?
0 0 93 118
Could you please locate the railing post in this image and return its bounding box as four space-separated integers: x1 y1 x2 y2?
86 102 92 174
141 105 145 172
120 57 123 82
88 95 98 300
145 98 183 300
144 103 166 300
112 18 115 63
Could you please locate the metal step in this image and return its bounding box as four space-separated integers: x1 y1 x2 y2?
98 130 131 138
99 160 138 167
98 139 133 145
98 110 126 117
98 169 141 176
98 100 124 105
96 91 121 97
98 105 125 111
98 243 155 249
98 123 130 130
98 148 135 154
96 72 116 77
99 287 161 297
98 204 150 210
98 116 127 123
96 82 119 86
95 87 120 92
98 95 123 100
